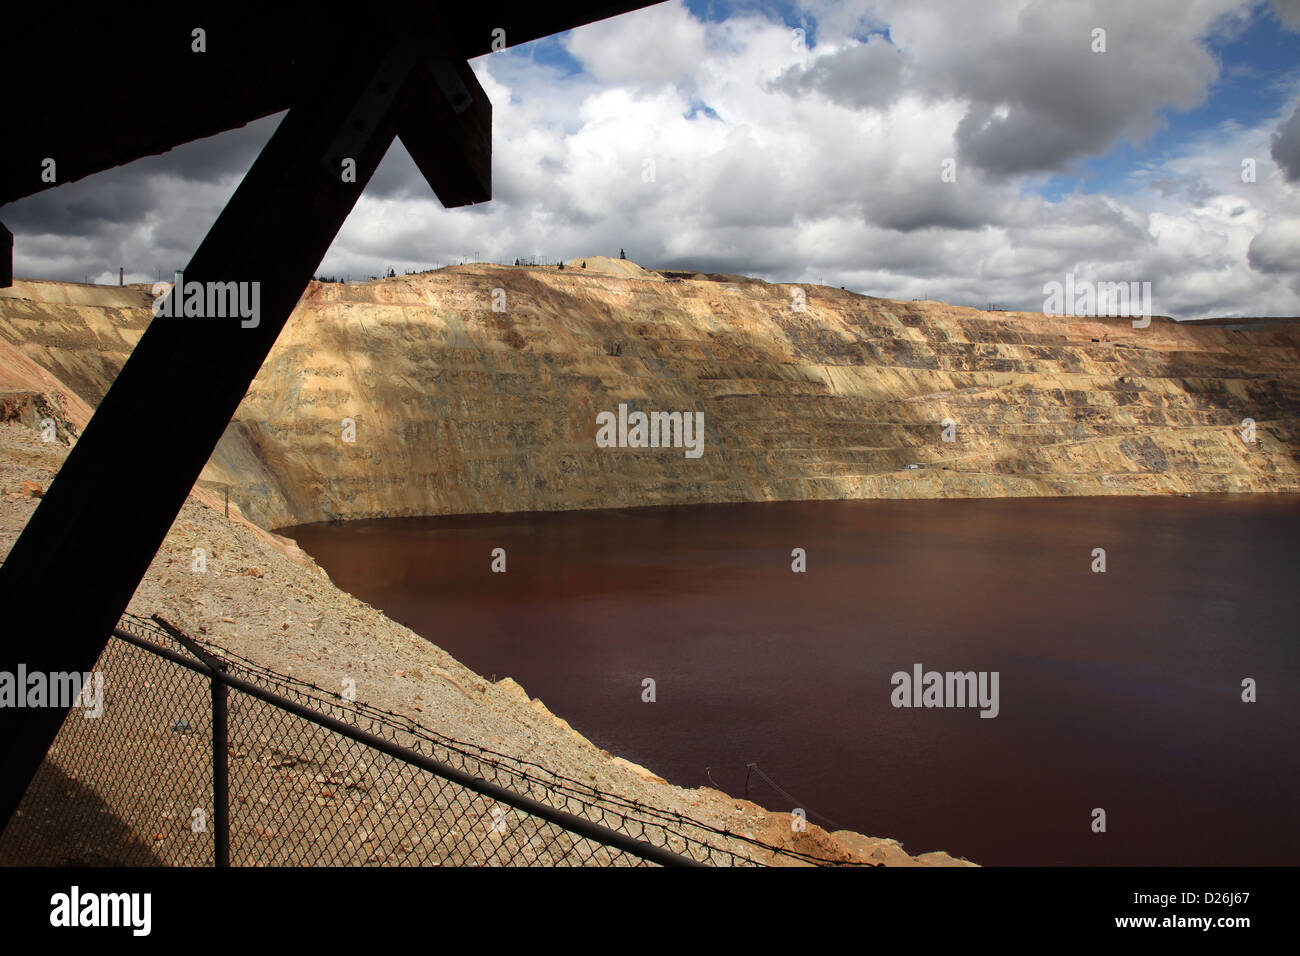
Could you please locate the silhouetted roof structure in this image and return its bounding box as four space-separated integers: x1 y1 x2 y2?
0 0 664 830
1 3 659 209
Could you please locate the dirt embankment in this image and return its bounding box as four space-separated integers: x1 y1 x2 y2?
0 420 972 865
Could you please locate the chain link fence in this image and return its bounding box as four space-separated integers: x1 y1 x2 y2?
1 613 863 867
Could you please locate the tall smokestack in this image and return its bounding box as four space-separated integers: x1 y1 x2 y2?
119 266 124 286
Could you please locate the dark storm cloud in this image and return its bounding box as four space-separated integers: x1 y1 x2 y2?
0 109 438 281
1271 104 1300 182
768 36 903 110
132 113 282 184
856 167 1013 233
954 100 1112 178
867 196 998 232
940 10 1218 179
1248 220 1300 274
1273 0 1300 29
364 138 433 200
777 1 1225 179
654 247 789 276
0 114 284 280
2 175 160 237
3 113 280 235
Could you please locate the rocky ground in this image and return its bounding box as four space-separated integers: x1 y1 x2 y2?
0 420 973 866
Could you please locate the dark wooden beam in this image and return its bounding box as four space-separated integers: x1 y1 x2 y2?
394 4 494 207
0 16 489 828
0 10 334 206
0 221 10 288
0 1 661 206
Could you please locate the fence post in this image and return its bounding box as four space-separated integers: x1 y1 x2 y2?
213 673 229 867
153 615 230 866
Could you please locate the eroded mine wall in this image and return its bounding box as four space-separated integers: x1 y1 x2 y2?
2 266 1297 530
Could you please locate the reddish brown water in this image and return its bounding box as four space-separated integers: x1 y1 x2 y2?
282 496 1300 866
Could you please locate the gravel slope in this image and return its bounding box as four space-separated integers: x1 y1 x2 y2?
0 420 974 866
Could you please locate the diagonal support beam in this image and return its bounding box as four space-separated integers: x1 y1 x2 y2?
0 20 489 828
1 221 11 288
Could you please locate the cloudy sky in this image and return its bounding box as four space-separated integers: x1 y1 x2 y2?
5 0 1300 318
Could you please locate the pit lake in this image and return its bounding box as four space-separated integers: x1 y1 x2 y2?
282 495 1300 866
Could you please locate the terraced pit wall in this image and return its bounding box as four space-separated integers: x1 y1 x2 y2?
1 265 1297 531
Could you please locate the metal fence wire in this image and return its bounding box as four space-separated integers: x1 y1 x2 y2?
0 613 869 867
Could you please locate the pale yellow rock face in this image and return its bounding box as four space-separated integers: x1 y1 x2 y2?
2 267 1298 530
